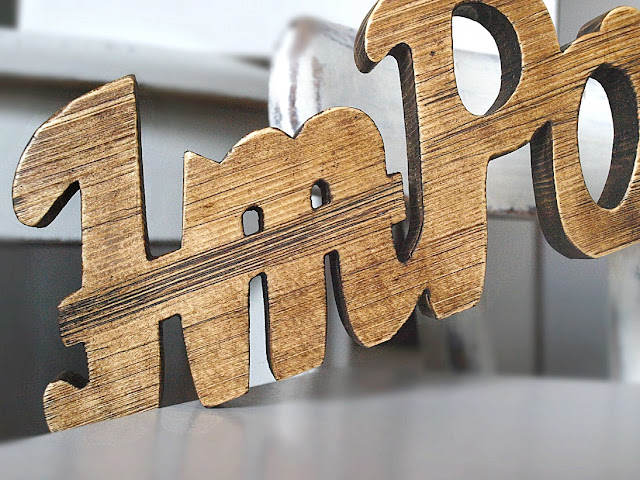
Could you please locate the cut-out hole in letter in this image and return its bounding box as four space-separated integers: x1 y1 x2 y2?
452 3 522 116
311 180 331 210
578 65 637 210
242 207 264 236
578 77 614 204
249 275 276 387
159 316 198 408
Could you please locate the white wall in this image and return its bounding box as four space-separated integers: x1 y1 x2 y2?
454 1 557 55
18 0 375 57
18 0 557 58
558 0 640 45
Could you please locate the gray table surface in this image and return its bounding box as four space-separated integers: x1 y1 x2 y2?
2 351 639 480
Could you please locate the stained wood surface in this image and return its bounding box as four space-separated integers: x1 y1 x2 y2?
268 18 615 216
356 0 640 319
13 76 407 431
12 0 640 432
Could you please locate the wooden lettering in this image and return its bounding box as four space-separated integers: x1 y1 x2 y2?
356 0 640 317
12 0 640 431
13 77 405 431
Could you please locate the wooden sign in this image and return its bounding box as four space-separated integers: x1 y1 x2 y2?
12 0 640 432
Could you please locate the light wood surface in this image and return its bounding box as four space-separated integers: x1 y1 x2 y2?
356 0 640 319
12 0 640 432
13 76 408 431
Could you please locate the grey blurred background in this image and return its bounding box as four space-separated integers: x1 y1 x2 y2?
1 0 638 440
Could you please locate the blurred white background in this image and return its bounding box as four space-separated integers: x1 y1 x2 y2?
18 0 557 56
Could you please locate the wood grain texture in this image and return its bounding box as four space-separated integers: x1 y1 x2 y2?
12 76 406 431
12 0 640 432
356 0 640 318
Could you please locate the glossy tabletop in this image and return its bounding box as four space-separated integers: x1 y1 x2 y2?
2 351 640 479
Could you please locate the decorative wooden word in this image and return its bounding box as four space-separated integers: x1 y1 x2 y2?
13 76 406 431
356 0 640 319
11 0 640 432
